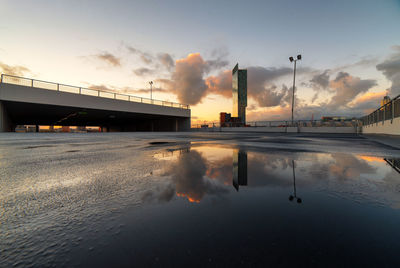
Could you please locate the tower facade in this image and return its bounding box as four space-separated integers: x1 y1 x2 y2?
232 63 247 125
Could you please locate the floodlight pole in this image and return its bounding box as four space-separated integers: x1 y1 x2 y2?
289 55 301 126
291 60 296 126
149 81 153 100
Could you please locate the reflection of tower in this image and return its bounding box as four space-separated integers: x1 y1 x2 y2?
232 64 247 125
232 149 248 191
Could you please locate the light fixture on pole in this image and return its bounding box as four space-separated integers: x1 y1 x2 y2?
289 54 301 126
149 81 153 100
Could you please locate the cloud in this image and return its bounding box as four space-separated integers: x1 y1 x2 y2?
165 53 209 105
205 70 232 97
126 45 153 64
95 52 121 67
129 87 168 94
328 72 377 109
133 67 154 76
206 66 292 107
376 46 400 96
206 46 229 70
246 66 292 107
257 85 290 107
310 70 330 90
88 84 115 92
157 53 175 70
206 58 229 70
0 62 30 76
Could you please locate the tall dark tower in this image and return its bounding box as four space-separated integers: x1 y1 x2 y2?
232 63 247 125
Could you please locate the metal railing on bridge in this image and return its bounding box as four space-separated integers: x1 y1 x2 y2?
360 94 400 126
0 74 190 110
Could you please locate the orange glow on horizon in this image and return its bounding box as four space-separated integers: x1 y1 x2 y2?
358 155 385 163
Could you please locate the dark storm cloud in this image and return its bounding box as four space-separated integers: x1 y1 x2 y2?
0 62 30 76
95 52 121 67
376 46 400 96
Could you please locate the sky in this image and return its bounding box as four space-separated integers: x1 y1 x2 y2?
1 0 400 124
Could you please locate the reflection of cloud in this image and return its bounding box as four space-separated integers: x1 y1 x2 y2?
170 150 229 202
142 184 175 203
144 146 387 205
329 153 376 179
144 150 229 203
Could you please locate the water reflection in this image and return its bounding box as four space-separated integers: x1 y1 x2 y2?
232 149 247 191
151 145 400 207
288 160 302 203
385 158 400 174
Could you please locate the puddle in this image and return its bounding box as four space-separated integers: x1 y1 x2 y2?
2 139 400 267
150 144 400 207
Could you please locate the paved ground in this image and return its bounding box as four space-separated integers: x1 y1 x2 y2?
362 134 400 150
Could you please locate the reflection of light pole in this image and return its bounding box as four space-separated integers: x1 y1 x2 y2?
289 160 302 203
289 55 301 126
149 81 153 100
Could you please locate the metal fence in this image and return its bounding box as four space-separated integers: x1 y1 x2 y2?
192 119 358 129
0 74 190 110
360 94 400 126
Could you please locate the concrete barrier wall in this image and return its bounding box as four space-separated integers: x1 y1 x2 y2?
196 126 357 133
362 117 400 135
300 126 356 133
0 83 190 118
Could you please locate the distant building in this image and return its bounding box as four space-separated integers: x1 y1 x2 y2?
381 96 391 107
220 64 247 127
321 116 349 122
62 126 70 132
220 112 231 127
232 63 247 125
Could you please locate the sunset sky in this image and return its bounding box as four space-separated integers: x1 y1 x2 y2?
1 0 399 124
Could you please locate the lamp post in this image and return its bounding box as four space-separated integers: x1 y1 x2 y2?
149 81 153 100
289 54 301 126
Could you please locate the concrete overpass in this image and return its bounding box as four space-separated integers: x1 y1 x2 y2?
0 74 190 132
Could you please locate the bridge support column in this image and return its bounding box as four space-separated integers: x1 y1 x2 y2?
179 117 191 131
0 101 13 132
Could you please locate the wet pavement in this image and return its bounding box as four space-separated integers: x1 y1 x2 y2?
1 132 400 267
